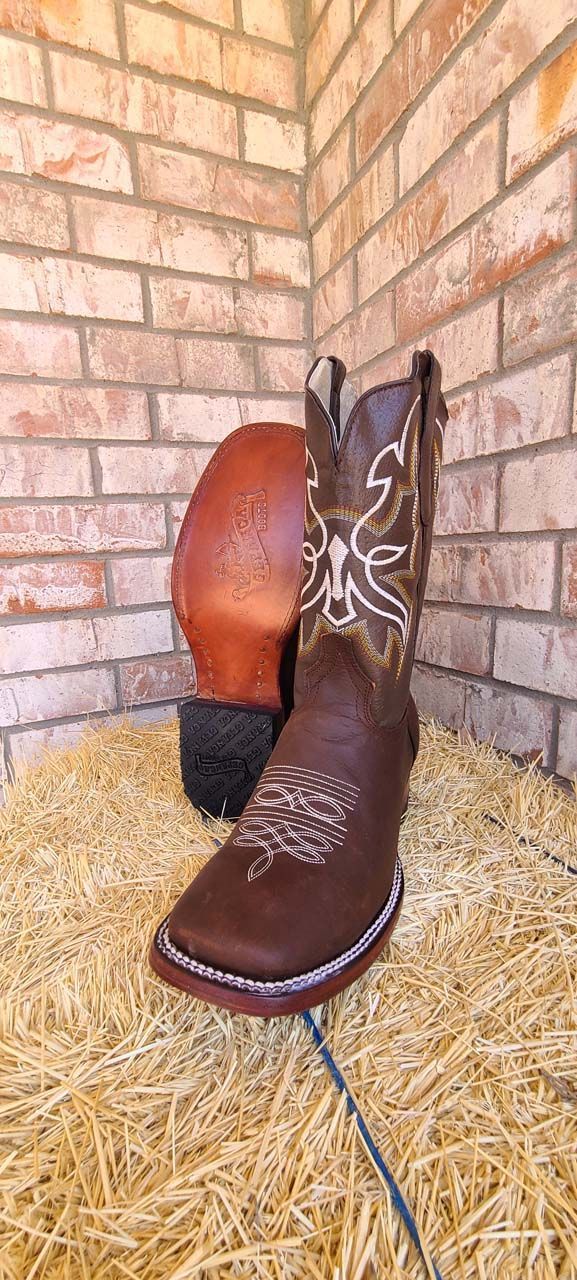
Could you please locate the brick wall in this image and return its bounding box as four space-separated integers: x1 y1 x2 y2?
2 0 577 781
308 0 577 778
0 0 309 770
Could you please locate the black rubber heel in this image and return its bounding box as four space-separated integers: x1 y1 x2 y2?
179 698 283 820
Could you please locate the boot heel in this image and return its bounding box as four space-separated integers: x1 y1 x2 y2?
179 697 283 820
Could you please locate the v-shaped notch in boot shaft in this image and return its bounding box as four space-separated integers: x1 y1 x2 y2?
305 350 445 469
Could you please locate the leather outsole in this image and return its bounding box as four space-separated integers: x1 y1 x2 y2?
173 421 306 712
149 860 404 1017
172 420 305 818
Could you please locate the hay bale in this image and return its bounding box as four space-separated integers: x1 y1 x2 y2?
0 718 575 1277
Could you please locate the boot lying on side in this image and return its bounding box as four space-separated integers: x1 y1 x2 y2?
151 352 447 1015
173 421 305 820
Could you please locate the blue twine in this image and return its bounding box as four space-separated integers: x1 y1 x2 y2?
301 1010 444 1280
208 805 575 1276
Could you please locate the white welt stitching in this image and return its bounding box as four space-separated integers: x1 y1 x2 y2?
155 859 403 996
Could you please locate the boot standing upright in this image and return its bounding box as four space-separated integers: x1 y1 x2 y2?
151 350 448 1015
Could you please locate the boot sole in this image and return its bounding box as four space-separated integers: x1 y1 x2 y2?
150 859 404 1017
179 698 283 820
172 421 305 818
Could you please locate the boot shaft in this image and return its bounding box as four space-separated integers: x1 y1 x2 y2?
296 351 447 726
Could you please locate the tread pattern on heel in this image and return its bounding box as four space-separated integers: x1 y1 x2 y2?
179 698 281 820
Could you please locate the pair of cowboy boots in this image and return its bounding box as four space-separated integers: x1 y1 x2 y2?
151 351 447 1016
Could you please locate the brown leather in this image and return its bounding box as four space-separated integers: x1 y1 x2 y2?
158 353 447 1000
298 350 445 725
172 421 305 711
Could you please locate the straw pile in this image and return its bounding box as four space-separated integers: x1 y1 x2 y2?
0 717 575 1278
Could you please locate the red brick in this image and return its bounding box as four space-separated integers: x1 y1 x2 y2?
444 356 572 465
399 0 577 193
0 443 92 499
465 684 554 762
139 0 234 24
353 290 395 369
252 232 309 288
97 610 174 661
0 0 119 57
0 561 106 616
0 110 26 173
149 277 235 333
0 179 69 250
500 449 577 533
507 39 577 181
396 154 574 342
110 556 171 607
436 467 497 536
307 127 351 227
310 0 393 155
503 250 577 365
410 663 467 729
7 720 99 769
234 289 306 340
358 118 500 300
1 253 143 322
258 346 310 393
241 0 294 46
561 543 577 618
0 617 92 674
222 38 297 110
125 5 222 89
243 111 306 171
366 302 499 394
494 619 577 699
394 0 422 34
0 668 116 728
177 338 255 390
72 198 249 278
419 302 499 392
306 0 351 103
313 260 354 338
417 605 492 675
0 318 81 378
2 612 170 677
0 33 46 107
159 215 249 278
360 345 409 391
98 445 209 494
312 148 395 278
50 52 238 158
0 503 166 558
355 43 409 172
357 0 493 168
428 540 557 611
310 0 328 22
120 654 193 704
557 706 577 779
0 385 150 441
73 197 161 266
318 290 394 371
239 395 301 424
469 152 576 297
138 143 301 231
157 391 241 440
4 112 132 193
87 328 180 386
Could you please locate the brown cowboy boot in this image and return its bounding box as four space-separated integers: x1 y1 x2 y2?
151 352 447 1014
173 421 305 819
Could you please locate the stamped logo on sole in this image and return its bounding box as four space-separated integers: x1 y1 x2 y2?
215 490 270 601
194 754 251 782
